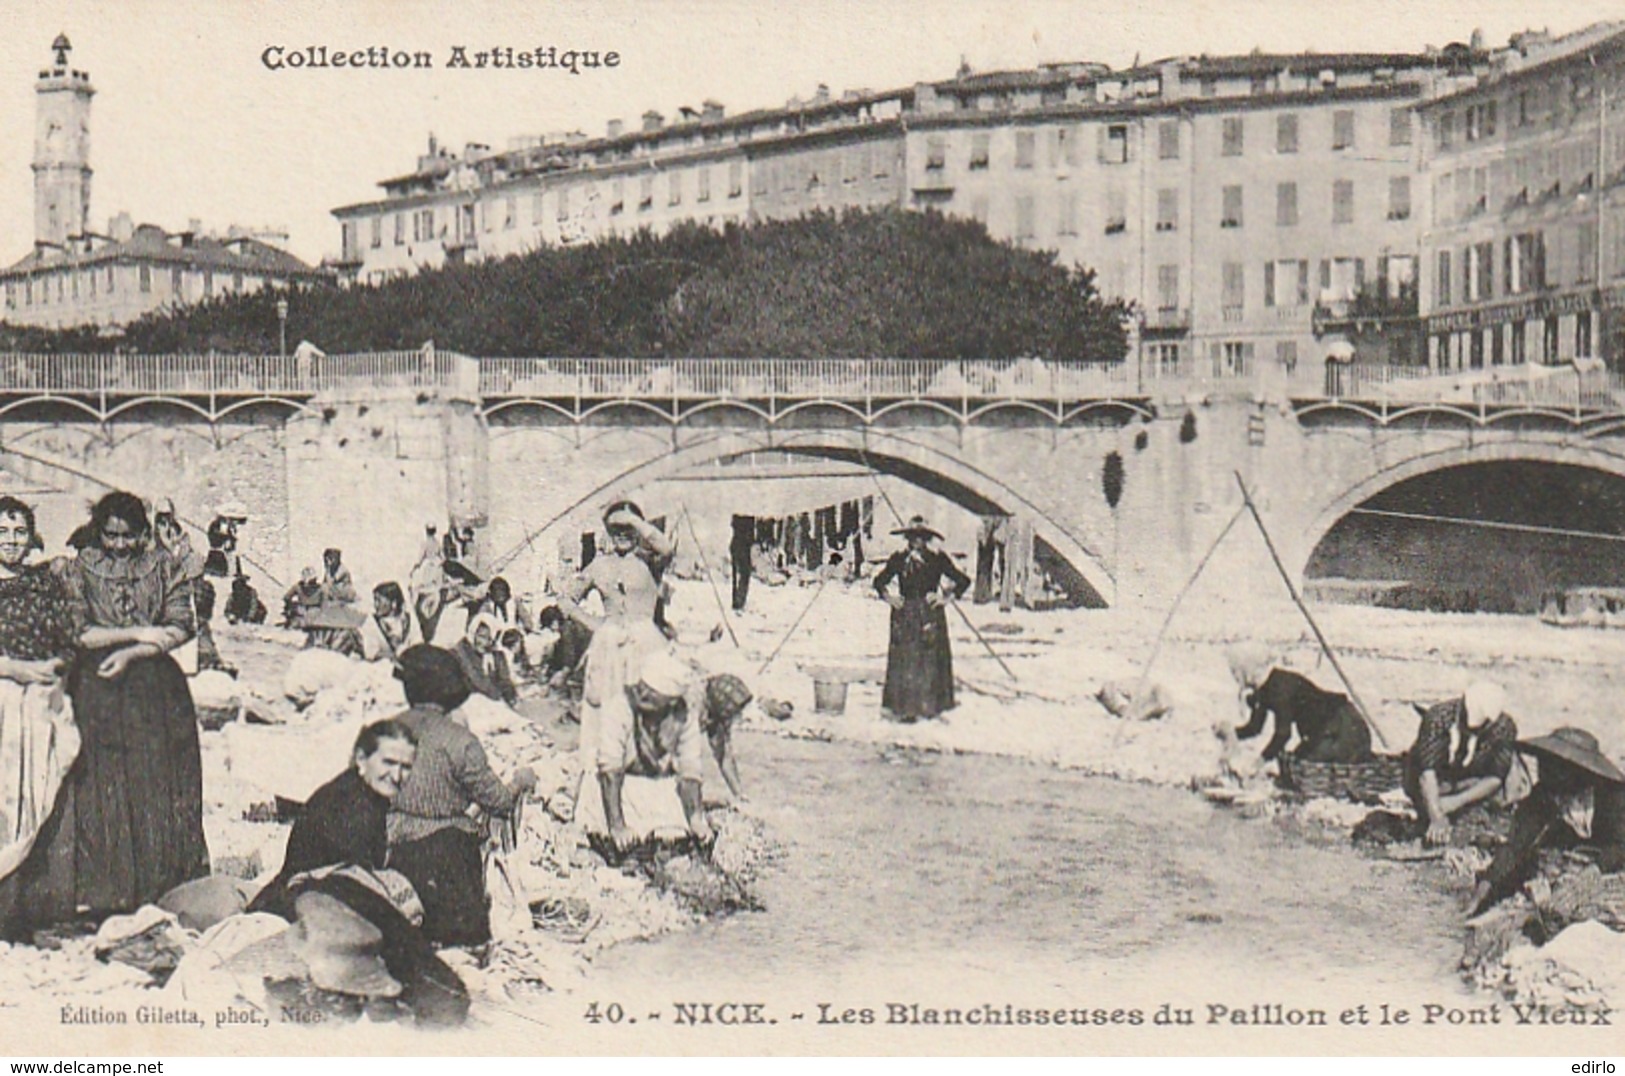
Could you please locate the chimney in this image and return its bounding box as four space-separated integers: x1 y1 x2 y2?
606 118 624 138
108 212 134 242
642 109 664 132
813 83 831 104
702 99 724 122
1470 27 1485 51
187 217 203 235
428 132 438 156
678 105 700 123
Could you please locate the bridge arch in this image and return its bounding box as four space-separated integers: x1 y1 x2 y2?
1299 438 1625 578
494 426 1115 605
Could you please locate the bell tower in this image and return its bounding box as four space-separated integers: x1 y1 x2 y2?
33 34 94 249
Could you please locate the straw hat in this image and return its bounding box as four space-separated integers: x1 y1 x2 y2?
290 891 402 999
891 515 943 541
1519 727 1625 785
214 502 248 521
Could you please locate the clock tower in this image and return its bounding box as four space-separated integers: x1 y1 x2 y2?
32 34 94 250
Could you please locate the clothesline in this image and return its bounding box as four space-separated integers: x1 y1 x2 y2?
1347 506 1625 544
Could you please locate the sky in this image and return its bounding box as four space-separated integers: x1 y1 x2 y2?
0 0 1617 265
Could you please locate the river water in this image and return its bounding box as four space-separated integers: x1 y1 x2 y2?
553 730 1483 1050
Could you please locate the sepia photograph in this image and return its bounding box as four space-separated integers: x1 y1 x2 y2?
0 0 1621 1057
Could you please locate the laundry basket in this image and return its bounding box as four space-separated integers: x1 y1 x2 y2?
812 677 849 715
1278 753 1406 804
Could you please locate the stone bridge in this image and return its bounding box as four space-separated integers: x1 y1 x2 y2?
0 349 1621 606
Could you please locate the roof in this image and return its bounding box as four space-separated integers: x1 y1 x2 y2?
1418 22 1625 109
2 224 326 278
1170 51 1438 78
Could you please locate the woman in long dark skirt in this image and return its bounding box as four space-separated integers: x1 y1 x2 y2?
55 492 208 918
873 516 970 722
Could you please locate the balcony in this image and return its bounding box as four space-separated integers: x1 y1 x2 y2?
1141 306 1190 333
1312 281 1420 335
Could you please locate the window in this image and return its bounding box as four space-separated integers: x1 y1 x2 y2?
1436 249 1452 305
1577 223 1597 283
639 175 654 211
1470 167 1488 216
1276 341 1298 372
610 178 625 215
1104 188 1127 234
1264 259 1309 306
56 276 63 302
23 280 31 306
969 133 991 170
341 222 358 259
1221 185 1243 228
1062 125 1082 167
2 284 11 311
1332 110 1355 150
1276 114 1299 154
203 271 214 297
1015 195 1035 239
1058 193 1079 236
557 187 571 222
1151 342 1183 375
394 213 405 245
171 267 183 294
668 172 682 206
1158 121 1180 160
1250 74 1272 96
139 265 151 294
1156 188 1178 231
458 205 473 239
1578 311 1594 357
70 272 78 300
1221 116 1244 157
1015 130 1036 169
1508 231 1545 293
926 136 947 171
847 148 864 184
1156 264 1179 312
411 209 433 242
1276 182 1298 226
751 163 769 196
1102 124 1129 164
698 167 712 202
232 271 243 292
874 147 892 178
728 160 743 197
504 198 516 229
370 216 382 248
1388 177 1411 221
88 269 94 296
1390 108 1412 146
1544 315 1560 362
1512 320 1527 363
1222 261 1245 314
1219 341 1254 375
1437 111 1455 150
1332 179 1354 224
1468 241 1494 300
106 266 114 292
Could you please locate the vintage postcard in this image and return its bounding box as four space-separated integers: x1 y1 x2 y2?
0 0 1621 1058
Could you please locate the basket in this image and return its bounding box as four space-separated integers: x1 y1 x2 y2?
812 679 849 715
1278 753 1406 804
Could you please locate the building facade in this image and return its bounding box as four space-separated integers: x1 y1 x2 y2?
0 36 327 330
334 48 1501 372
1417 23 1625 370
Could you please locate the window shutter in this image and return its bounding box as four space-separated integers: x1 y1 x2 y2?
1097 125 1108 163
1320 259 1331 292
1354 258 1365 291
1264 261 1276 306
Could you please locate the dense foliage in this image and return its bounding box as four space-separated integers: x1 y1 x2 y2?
1 209 1132 360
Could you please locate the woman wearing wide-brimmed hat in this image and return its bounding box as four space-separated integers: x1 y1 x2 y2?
873 516 970 722
1469 725 1625 915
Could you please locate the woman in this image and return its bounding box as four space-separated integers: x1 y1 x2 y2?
386 645 535 947
1226 645 1372 765
59 492 209 918
1405 681 1519 847
360 582 420 664
558 501 674 800
451 612 519 707
0 497 82 940
873 516 970 722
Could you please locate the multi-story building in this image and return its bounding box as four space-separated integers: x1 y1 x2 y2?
1416 23 1625 370
334 46 1493 371
0 36 327 331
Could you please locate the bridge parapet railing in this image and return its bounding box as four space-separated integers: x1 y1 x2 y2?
1323 361 1625 410
475 357 1136 401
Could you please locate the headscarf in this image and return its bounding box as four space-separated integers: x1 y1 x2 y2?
1462 681 1506 729
466 611 504 644
1225 643 1278 691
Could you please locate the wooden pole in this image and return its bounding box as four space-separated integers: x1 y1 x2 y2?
1131 502 1246 701
757 576 828 676
679 503 740 648
1232 471 1389 750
